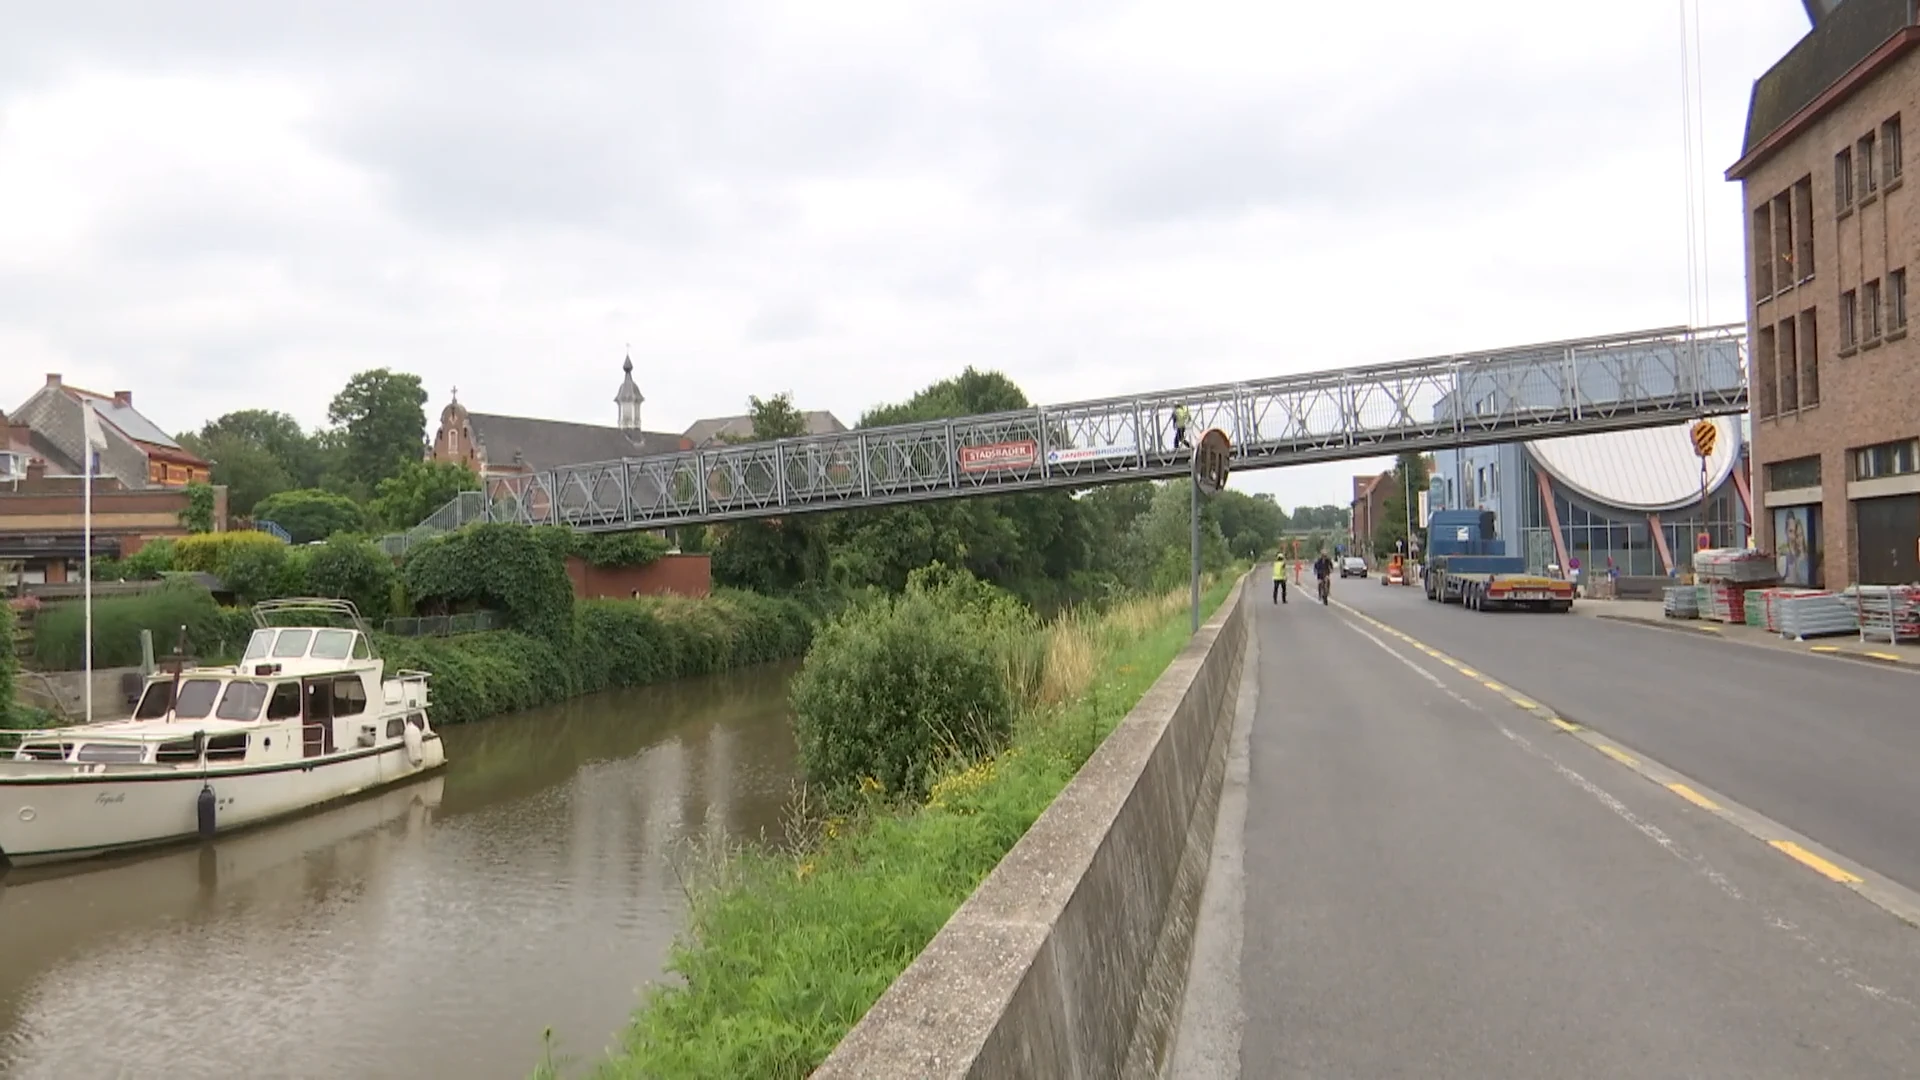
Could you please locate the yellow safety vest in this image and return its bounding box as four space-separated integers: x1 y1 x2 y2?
1273 558 1287 580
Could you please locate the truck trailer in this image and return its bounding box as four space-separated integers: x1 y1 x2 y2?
1422 509 1575 613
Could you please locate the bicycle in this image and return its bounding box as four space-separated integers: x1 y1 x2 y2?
1317 575 1330 605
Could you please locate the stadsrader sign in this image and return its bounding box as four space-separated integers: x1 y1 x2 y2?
959 440 1038 472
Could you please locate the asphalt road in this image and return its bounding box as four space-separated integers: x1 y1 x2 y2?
1336 577 1920 894
1175 577 1920 1079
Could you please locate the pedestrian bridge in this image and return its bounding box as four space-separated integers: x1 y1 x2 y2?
478 323 1747 533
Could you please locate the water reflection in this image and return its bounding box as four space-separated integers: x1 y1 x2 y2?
0 660 801 1080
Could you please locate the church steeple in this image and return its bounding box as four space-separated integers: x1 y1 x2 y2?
615 352 644 430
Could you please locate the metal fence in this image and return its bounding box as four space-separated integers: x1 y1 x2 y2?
374 490 493 557
380 609 506 638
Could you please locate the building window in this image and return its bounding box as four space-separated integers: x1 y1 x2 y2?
1841 289 1859 350
1797 307 1819 408
1853 438 1919 480
1792 175 1815 281
1866 278 1884 341
1771 190 1794 284
1752 203 1774 296
1837 146 1855 211
1892 268 1908 332
1766 455 1822 490
1884 114 1903 186
1778 317 1799 409
1755 324 1778 418
1858 131 1879 198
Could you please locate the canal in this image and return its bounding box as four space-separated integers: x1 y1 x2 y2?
0 659 804 1080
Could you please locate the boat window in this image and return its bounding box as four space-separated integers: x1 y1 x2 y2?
352 635 371 660
16 742 72 761
75 743 146 764
205 732 249 762
332 677 368 717
243 629 276 661
266 682 302 720
312 629 354 660
216 680 269 720
386 717 406 738
271 629 313 658
156 738 202 763
407 712 426 730
134 681 174 719
172 679 223 720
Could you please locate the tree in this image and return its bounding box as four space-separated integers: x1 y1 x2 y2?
252 489 369 545
1214 490 1290 561
710 393 830 593
369 460 482 530
177 408 326 515
1373 452 1431 558
326 369 428 498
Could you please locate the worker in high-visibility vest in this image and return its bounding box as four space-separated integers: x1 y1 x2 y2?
1271 553 1288 604
1172 403 1191 449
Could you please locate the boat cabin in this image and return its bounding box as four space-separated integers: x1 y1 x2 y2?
9 624 429 770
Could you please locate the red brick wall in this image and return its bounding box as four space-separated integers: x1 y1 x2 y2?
564 553 712 600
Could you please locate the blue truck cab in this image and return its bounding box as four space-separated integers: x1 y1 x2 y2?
1423 509 1573 611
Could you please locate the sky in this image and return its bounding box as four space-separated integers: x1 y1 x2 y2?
0 1 1812 512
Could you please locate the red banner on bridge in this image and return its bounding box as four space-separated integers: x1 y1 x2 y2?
959 440 1038 472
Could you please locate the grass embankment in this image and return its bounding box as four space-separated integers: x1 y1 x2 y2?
548 570 1242 1080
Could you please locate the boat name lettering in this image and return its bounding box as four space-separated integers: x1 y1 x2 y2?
94 791 126 806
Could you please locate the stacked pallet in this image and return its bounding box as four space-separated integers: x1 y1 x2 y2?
1776 592 1857 640
1691 549 1778 624
1851 585 1920 644
1663 584 1700 619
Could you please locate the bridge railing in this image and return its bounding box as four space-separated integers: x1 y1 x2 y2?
474 323 1746 533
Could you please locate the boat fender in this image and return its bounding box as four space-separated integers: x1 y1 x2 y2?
197 783 217 840
403 723 424 767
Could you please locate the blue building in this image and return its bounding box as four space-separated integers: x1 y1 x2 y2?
1429 337 1752 577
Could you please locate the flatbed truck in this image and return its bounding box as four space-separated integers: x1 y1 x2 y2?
1422 509 1574 613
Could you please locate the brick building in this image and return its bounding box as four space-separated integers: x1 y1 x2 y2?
1730 0 1920 586
1350 470 1394 556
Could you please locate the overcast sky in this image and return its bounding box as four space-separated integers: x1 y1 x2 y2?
1 1 1810 511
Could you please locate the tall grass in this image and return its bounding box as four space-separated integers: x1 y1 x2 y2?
549 569 1244 1080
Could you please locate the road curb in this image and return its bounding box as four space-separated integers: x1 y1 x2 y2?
1333 598 1920 932
1593 612 1916 672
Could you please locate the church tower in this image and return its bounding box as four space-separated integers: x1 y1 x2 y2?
615 353 645 431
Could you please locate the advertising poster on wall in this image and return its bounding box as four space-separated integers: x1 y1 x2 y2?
1772 504 1816 586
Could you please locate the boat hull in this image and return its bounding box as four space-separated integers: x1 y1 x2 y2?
0 735 446 867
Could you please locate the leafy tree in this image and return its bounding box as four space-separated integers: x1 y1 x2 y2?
1373 452 1431 558
1289 504 1351 531
370 460 482 530
177 409 327 515
252 489 369 545
326 369 428 498
1214 490 1290 561
710 393 830 593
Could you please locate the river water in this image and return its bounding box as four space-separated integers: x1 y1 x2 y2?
0 660 803 1080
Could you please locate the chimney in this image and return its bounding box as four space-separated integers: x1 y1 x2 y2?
24 457 46 482
113 390 132 407
45 373 61 387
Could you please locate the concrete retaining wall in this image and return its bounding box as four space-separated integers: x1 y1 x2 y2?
812 573 1252 1080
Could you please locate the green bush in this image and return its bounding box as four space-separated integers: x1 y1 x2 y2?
402 523 575 644
1 602 16 725
376 630 573 725
171 531 289 579
31 580 255 669
789 570 1031 801
305 536 398 617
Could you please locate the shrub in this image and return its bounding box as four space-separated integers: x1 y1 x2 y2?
304 536 399 618
171 531 290 580
219 542 296 603
789 581 1022 800
122 538 179 580
252 488 368 545
1 602 16 725
401 523 575 644
31 580 254 669
376 630 572 725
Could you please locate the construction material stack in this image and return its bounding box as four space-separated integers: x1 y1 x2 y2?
1852 585 1920 645
1422 509 1575 613
1691 548 1777 624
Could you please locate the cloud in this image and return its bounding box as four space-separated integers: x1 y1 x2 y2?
0 0 1811 511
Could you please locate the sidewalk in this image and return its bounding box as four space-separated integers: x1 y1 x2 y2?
1574 596 1919 670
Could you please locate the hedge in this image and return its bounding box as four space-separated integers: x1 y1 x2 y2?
31 580 257 670
376 588 817 726
1 602 16 724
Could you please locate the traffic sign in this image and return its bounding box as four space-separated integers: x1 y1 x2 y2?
1690 419 1718 459
1192 428 1232 494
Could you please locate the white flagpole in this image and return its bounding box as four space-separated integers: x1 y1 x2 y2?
81 404 106 724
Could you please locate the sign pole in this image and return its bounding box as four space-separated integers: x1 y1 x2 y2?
1190 473 1201 634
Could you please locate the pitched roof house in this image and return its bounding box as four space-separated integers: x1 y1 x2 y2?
6 374 210 488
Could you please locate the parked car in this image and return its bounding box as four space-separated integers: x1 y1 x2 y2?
1340 556 1368 578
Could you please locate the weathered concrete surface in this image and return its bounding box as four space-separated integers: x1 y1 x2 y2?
809 574 1252 1080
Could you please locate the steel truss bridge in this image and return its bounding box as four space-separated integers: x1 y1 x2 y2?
480 323 1748 533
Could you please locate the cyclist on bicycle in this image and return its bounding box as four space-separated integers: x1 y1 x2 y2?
1312 552 1334 604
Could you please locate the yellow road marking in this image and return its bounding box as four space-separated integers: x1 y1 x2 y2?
1550 717 1580 733
1867 651 1902 662
1809 645 1838 653
1458 667 1480 678
1770 840 1863 884
1482 680 1505 692
1667 783 1719 811
1597 744 1638 767
1509 696 1539 709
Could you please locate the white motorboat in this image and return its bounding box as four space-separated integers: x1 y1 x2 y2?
0 598 447 868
